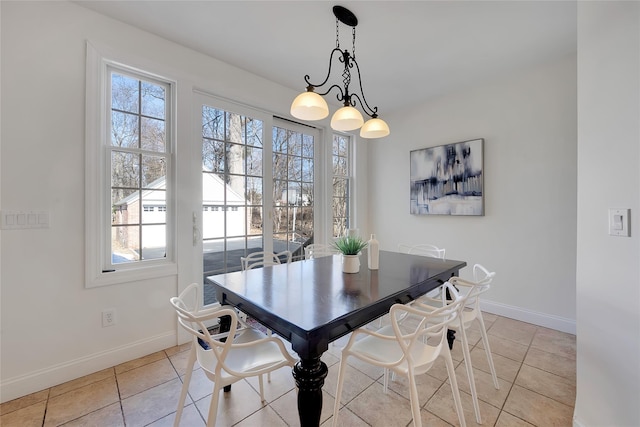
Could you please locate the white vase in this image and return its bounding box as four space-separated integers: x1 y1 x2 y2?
342 254 360 273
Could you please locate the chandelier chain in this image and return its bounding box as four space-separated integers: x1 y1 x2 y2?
335 17 340 49
352 27 356 59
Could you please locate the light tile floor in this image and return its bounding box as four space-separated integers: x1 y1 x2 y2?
1 314 576 426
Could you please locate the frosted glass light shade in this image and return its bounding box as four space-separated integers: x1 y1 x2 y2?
330 106 364 131
290 91 329 120
360 117 390 138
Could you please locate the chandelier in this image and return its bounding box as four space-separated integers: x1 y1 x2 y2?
290 6 390 139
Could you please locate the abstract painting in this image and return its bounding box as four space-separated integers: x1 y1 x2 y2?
410 138 484 215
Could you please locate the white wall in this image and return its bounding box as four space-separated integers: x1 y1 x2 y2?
575 2 640 426
368 55 578 332
1 1 359 402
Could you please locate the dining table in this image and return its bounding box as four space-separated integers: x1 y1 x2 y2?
207 249 466 427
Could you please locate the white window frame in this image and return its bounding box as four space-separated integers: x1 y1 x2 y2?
85 42 177 288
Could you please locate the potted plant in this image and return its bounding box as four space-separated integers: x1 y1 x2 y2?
332 236 368 273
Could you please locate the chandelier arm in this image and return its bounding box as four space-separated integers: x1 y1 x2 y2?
303 48 346 97
312 84 345 101
350 58 379 118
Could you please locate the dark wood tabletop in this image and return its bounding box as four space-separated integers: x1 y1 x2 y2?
207 250 466 427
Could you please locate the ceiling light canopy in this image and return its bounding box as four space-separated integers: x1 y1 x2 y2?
290 5 390 139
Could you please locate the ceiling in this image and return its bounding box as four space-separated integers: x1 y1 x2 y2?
75 1 577 116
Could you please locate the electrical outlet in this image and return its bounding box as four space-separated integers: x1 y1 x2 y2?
102 309 117 327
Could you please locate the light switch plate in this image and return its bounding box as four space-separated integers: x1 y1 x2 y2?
1 210 49 229
609 208 630 237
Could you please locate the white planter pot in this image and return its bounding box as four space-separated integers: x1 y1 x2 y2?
342 254 360 273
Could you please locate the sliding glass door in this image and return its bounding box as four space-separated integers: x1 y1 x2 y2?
195 93 319 303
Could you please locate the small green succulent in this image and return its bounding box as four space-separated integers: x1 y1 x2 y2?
332 236 368 255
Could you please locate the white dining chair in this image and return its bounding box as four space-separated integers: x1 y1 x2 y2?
332 282 467 427
241 250 292 270
449 264 499 389
398 243 446 259
239 249 292 380
170 283 296 427
304 243 339 259
405 264 498 424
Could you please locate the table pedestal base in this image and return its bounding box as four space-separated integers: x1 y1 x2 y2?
292 356 328 427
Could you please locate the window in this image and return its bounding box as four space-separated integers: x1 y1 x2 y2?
85 43 176 287
332 134 352 237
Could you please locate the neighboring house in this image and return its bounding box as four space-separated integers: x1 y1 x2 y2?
113 174 246 256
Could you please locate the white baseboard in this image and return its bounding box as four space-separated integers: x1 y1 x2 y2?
480 299 576 335
0 331 176 403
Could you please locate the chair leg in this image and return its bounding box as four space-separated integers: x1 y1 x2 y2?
383 368 389 394
407 369 423 427
459 323 482 424
267 330 272 382
443 349 466 427
477 313 500 389
258 374 265 403
174 344 197 427
331 356 349 427
206 382 223 427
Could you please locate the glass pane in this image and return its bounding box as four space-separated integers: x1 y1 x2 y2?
273 206 288 233
203 204 225 239
296 206 313 240
288 155 301 181
302 134 314 157
141 81 165 119
333 155 347 176
226 205 246 236
301 183 313 206
333 135 347 156
141 225 166 260
112 151 140 188
287 131 301 154
111 73 139 114
228 113 244 143
246 119 263 147
273 179 287 205
248 206 263 236
226 143 245 176
287 182 301 205
111 188 139 225
202 106 225 139
302 158 313 182
333 177 347 198
226 174 246 202
333 196 348 218
273 127 287 154
111 111 139 148
142 154 166 187
141 117 165 152
272 232 287 249
273 153 287 180
202 139 225 172
246 146 262 176
203 173 226 215
333 218 347 238
246 177 262 205
141 190 166 224
112 225 140 262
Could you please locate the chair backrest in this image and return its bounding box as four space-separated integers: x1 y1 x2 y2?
170 283 245 377
450 264 495 312
398 243 446 259
388 282 463 368
473 263 495 285
241 250 292 270
304 243 339 259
